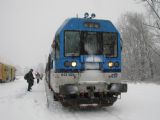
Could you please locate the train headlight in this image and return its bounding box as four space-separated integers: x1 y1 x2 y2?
108 61 114 68
71 62 77 67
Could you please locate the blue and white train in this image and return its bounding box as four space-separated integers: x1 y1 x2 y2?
45 13 127 107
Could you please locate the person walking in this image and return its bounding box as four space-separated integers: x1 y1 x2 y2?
40 73 43 80
36 72 40 84
24 69 34 91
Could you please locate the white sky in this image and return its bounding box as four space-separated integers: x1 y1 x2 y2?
0 0 145 68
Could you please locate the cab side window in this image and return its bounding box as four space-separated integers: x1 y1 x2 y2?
55 35 60 59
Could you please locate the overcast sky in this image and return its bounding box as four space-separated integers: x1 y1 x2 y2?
0 0 145 68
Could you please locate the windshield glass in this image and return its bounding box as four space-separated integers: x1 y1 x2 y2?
64 31 118 57
65 31 80 56
103 32 117 57
81 32 102 55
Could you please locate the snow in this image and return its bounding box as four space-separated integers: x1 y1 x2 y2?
79 70 106 83
85 56 102 62
0 76 160 120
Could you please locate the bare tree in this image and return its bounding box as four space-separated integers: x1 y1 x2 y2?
117 12 154 81
138 0 160 29
137 0 160 48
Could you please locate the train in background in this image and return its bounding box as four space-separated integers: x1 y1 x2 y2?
45 13 127 107
0 62 16 83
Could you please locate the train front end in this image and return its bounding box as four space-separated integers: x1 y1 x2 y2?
48 15 127 107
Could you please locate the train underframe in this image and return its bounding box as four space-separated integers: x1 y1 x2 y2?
52 83 127 107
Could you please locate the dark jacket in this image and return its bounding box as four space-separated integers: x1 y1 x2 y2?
26 71 34 83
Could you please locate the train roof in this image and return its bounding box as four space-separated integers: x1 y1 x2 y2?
55 17 119 34
0 62 15 68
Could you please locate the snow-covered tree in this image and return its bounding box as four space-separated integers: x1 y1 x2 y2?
138 0 160 28
137 0 160 49
117 12 154 81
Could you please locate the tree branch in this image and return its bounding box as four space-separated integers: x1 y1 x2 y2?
143 22 160 29
146 0 160 21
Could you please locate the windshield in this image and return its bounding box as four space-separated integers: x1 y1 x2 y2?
103 32 117 57
64 31 118 57
65 31 80 56
81 32 102 55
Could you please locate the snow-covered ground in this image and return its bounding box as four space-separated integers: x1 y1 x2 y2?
0 76 160 120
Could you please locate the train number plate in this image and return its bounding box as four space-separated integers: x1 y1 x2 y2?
105 73 121 79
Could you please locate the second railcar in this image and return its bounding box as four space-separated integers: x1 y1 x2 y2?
0 63 16 83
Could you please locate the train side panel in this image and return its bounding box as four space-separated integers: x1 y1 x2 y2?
0 63 2 81
11 67 16 80
2 64 7 82
0 63 16 83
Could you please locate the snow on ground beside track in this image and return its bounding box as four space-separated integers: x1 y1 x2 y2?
0 76 160 120
113 83 160 120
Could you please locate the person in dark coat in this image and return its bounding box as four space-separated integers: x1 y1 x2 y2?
25 69 34 91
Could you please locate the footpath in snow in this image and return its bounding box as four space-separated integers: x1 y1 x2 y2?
0 76 160 120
